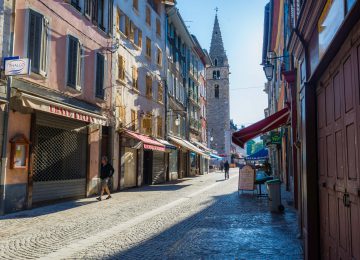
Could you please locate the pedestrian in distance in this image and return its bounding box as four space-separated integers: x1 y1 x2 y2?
97 156 114 201
220 160 224 172
224 160 230 180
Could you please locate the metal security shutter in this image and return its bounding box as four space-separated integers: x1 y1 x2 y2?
152 151 164 184
32 113 87 203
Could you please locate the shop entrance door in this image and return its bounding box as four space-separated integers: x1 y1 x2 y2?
143 150 153 185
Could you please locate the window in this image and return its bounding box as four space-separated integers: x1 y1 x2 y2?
157 116 162 137
146 74 152 98
71 0 81 11
67 35 82 89
156 18 161 36
158 83 163 103
28 10 48 76
125 16 130 37
118 55 125 81
214 85 219 98
142 114 152 135
135 29 142 48
213 70 220 79
95 53 105 99
146 37 151 58
132 66 138 89
146 6 151 26
84 0 92 17
118 11 126 34
156 48 162 67
131 109 137 131
116 9 121 32
129 21 135 42
97 0 105 29
120 106 126 124
214 58 218 66
133 0 139 11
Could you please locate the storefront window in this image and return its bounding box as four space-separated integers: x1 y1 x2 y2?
169 150 178 173
318 0 344 58
190 152 196 168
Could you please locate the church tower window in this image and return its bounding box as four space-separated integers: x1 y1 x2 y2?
214 85 219 98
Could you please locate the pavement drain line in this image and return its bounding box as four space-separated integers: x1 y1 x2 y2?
39 176 236 260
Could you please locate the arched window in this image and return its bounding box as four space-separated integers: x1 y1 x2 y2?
214 59 218 66
213 70 220 79
214 85 219 98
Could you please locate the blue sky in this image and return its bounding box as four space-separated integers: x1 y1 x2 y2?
176 0 269 128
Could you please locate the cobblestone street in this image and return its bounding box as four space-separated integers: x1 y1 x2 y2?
0 169 303 259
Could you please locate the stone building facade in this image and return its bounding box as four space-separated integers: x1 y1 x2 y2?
206 14 230 160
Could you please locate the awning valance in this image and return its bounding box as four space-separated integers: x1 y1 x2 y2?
123 129 165 152
155 138 177 150
18 92 107 126
169 135 210 158
191 140 212 153
232 107 290 148
210 153 222 159
246 148 269 161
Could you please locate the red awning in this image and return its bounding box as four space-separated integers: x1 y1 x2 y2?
232 106 290 148
123 129 165 152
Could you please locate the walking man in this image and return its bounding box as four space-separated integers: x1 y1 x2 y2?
224 160 230 180
97 156 114 201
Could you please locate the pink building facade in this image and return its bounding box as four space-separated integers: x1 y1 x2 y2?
0 0 113 214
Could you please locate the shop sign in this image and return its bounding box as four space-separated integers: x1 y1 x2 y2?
49 105 105 125
270 131 282 145
4 58 31 76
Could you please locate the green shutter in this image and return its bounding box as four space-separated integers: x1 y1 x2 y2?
28 10 43 73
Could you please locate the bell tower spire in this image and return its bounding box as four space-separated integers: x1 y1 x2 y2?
209 12 228 66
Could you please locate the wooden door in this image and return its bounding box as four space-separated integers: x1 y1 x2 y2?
317 39 360 260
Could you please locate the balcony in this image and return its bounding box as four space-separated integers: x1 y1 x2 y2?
189 89 200 106
190 118 201 132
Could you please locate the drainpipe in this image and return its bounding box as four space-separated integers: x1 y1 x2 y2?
0 0 16 215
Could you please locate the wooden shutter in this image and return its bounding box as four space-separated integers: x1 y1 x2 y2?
116 9 120 31
118 55 125 80
67 35 79 88
138 30 142 48
146 75 152 98
96 53 105 98
28 10 43 73
132 66 138 89
125 16 130 37
130 21 135 42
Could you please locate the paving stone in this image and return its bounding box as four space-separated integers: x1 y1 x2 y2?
0 169 303 259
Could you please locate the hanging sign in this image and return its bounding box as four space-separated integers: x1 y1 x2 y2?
238 165 255 191
4 58 31 76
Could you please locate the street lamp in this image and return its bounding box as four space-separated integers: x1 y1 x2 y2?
210 136 214 142
263 62 274 81
175 115 180 126
262 52 288 82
